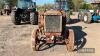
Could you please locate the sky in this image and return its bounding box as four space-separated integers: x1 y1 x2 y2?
85 0 99 2
33 0 99 5
34 0 54 5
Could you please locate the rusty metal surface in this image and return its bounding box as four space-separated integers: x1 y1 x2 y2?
45 32 61 37
44 10 62 15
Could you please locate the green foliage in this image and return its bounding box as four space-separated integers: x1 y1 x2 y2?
82 3 93 9
67 0 74 10
0 0 4 9
37 4 54 11
0 0 17 9
5 0 17 6
72 0 84 11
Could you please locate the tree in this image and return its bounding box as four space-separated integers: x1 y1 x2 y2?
5 0 17 6
0 0 17 9
67 0 74 10
82 3 93 9
44 3 54 10
0 0 5 9
72 0 84 11
37 3 54 11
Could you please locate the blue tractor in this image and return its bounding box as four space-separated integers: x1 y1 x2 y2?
11 0 38 25
78 9 100 24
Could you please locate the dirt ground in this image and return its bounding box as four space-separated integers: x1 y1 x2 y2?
0 15 100 56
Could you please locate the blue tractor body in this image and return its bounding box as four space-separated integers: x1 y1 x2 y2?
78 10 100 23
92 14 100 22
17 0 32 9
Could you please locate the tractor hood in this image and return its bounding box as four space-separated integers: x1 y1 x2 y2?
44 10 62 15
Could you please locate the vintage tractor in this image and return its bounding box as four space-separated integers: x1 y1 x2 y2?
11 0 38 25
31 10 75 51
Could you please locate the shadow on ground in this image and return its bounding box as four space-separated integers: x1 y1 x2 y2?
38 26 87 51
68 26 87 51
67 19 80 24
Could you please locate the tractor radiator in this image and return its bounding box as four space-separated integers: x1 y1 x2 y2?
45 15 62 32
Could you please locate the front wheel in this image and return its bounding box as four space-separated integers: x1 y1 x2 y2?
31 29 40 51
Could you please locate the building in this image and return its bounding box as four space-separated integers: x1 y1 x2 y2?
90 0 100 8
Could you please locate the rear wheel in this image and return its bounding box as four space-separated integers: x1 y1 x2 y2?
30 12 38 25
66 29 74 51
11 11 21 25
83 12 92 23
7 10 10 15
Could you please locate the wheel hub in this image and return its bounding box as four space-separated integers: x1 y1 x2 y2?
84 15 88 22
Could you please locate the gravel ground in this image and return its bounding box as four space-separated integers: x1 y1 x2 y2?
0 15 100 56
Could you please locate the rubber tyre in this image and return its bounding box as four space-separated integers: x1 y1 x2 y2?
30 12 38 25
0 11 3 15
83 12 92 24
7 10 10 15
11 11 21 25
78 12 84 21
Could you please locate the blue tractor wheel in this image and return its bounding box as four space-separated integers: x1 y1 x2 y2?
78 12 84 21
83 12 92 24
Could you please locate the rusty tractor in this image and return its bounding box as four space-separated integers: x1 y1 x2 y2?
31 10 75 52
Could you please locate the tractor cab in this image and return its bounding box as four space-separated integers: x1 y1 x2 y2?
55 0 69 12
17 0 36 9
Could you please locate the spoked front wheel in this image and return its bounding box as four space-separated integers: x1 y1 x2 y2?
31 29 40 51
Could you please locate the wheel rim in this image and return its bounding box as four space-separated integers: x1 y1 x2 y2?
78 14 81 19
84 15 88 22
32 29 40 51
35 29 40 51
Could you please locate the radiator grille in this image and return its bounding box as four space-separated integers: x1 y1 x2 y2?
45 15 62 32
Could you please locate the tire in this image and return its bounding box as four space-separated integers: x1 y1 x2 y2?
30 12 38 25
78 12 84 21
31 29 40 51
0 11 3 15
7 10 10 15
66 29 74 52
83 12 92 24
11 11 21 25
